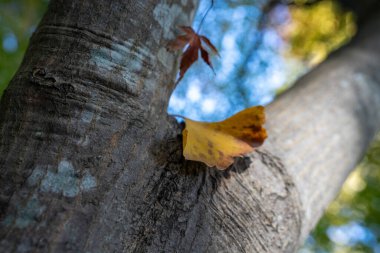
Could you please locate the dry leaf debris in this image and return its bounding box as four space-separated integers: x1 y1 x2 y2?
182 106 267 169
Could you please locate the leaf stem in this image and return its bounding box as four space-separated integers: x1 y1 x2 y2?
196 0 214 33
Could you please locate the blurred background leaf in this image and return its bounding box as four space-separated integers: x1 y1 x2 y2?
281 0 356 66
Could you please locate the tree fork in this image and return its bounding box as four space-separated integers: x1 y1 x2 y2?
0 1 380 253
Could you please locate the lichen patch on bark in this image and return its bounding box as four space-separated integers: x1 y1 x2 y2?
27 160 97 197
80 171 97 191
157 47 175 71
1 196 45 229
153 3 186 39
89 41 154 95
81 110 95 124
40 160 80 197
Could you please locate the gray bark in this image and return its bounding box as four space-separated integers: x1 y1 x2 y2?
0 0 379 252
267 12 380 240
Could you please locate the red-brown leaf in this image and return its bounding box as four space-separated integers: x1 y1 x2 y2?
177 45 199 84
167 35 191 51
200 46 214 72
179 26 196 36
200 35 219 56
168 26 219 83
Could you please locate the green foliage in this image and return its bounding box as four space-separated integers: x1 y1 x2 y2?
303 135 380 252
0 0 48 98
282 0 356 66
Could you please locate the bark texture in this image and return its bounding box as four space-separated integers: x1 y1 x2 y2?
266 11 380 239
0 0 379 253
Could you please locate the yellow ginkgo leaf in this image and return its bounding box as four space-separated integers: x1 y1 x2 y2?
182 106 267 170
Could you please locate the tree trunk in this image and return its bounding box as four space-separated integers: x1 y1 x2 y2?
1 1 380 253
